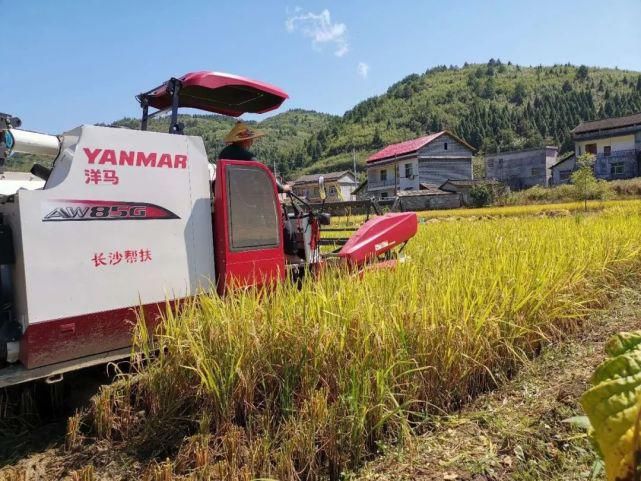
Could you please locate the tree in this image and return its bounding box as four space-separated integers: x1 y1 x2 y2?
481 77 496 99
371 129 384 149
562 80 573 92
571 153 597 210
576 65 589 81
511 82 527 105
469 184 492 207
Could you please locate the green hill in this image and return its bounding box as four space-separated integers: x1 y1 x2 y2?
6 109 337 175
111 109 338 176
291 61 641 175
7 61 641 179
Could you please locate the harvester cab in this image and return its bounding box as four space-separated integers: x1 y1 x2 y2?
0 71 418 388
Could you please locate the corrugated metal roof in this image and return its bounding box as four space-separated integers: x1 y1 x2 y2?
367 132 445 163
293 170 355 185
572 112 641 135
367 130 475 164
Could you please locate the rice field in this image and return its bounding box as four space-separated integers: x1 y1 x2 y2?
80 201 641 480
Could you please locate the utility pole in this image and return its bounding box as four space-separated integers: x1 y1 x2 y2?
352 147 357 175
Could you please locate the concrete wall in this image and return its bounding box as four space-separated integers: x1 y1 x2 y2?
593 151 639 180
394 193 461 211
485 147 556 190
307 199 395 216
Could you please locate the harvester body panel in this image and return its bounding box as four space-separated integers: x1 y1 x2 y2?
2 125 214 368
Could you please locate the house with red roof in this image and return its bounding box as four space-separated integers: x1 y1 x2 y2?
366 130 475 199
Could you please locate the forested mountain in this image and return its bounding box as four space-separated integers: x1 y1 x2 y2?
112 109 338 176
291 61 641 175
7 61 641 179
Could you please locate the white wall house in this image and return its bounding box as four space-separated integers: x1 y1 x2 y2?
365 131 475 199
572 112 641 180
291 170 358 202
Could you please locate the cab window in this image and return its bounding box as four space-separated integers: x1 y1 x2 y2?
226 165 280 250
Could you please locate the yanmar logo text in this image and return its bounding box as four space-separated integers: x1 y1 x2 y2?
83 148 188 169
43 200 179 222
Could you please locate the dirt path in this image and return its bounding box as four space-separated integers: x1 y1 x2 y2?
354 286 641 481
3 287 641 481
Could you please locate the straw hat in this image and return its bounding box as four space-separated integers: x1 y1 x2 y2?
223 122 265 144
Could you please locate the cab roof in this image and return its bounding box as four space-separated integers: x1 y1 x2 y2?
140 71 289 117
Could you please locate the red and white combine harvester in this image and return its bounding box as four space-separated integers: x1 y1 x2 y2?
0 72 417 387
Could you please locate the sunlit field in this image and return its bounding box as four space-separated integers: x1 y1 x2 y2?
421 198 641 219
78 202 641 480
330 199 641 228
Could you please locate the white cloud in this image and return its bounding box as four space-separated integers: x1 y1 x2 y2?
285 9 349 57
357 62 369 79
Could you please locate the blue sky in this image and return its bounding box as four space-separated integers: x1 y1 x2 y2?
3 0 640 133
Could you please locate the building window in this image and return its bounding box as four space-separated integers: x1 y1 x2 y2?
404 163 413 178
329 186 337 196
604 146 611 157
531 167 544 176
444 142 448 150
611 162 624 175
380 192 389 199
559 170 572 181
586 143 597 155
487 159 494 168
380 169 387 182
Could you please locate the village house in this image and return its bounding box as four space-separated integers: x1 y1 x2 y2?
484 146 558 190
365 130 475 199
549 153 576 185
572 112 641 180
291 170 358 202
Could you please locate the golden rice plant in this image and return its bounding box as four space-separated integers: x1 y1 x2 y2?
86 202 641 480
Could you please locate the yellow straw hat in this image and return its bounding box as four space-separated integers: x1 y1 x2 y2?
223 122 266 144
